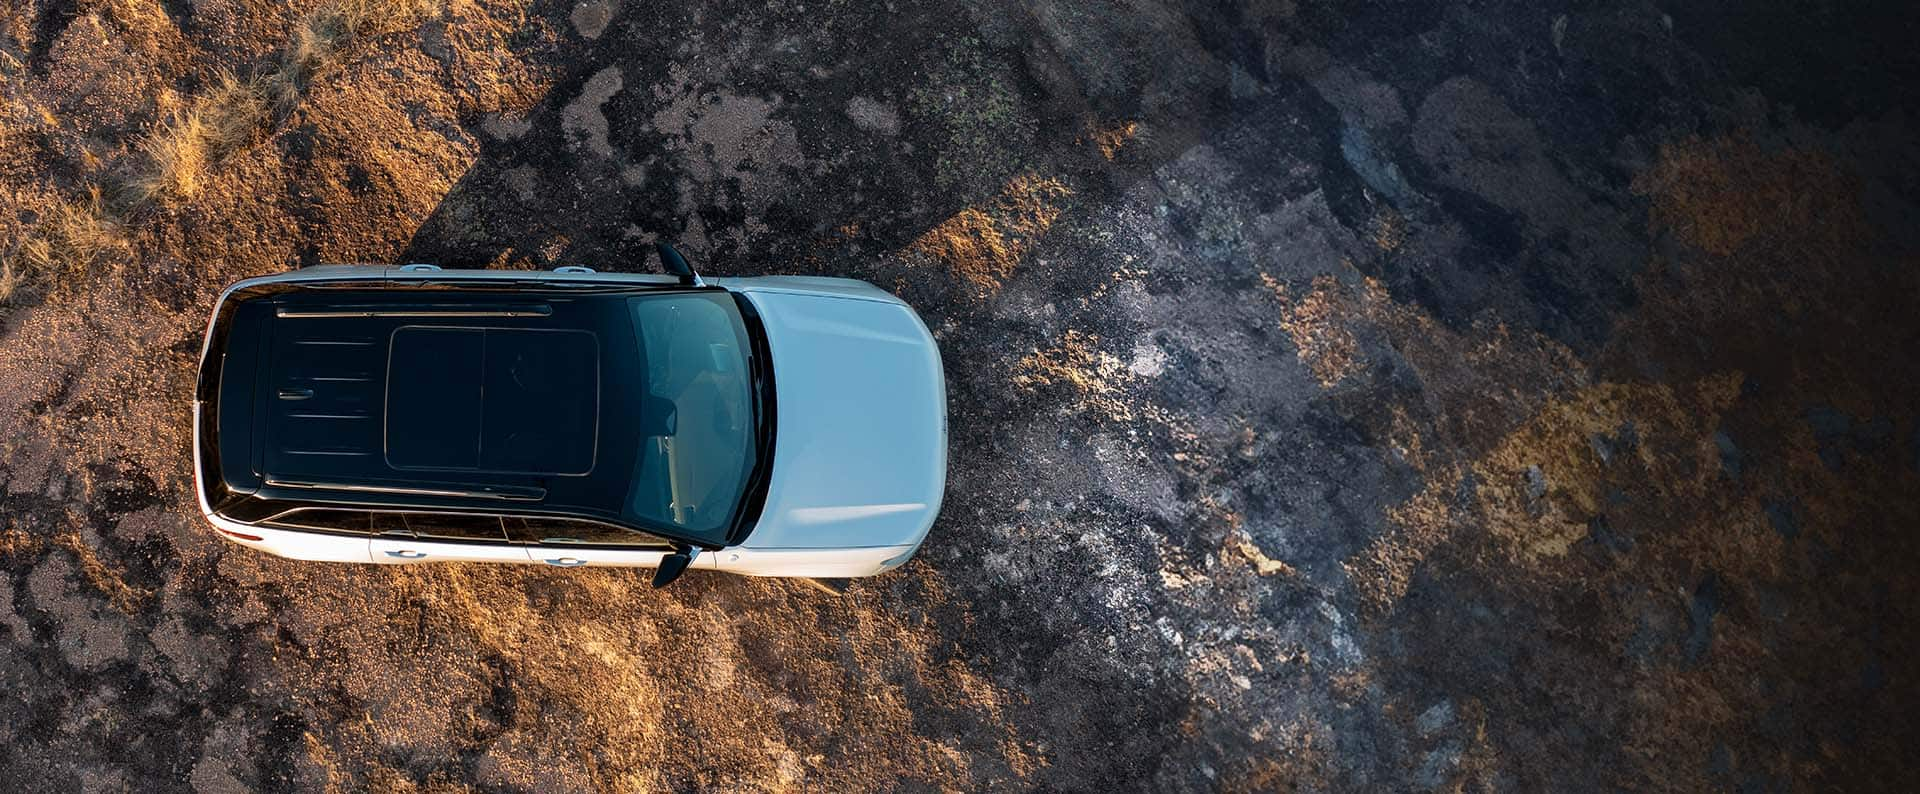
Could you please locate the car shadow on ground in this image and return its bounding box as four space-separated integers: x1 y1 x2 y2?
393 1 1277 298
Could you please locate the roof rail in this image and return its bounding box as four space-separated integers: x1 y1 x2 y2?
263 478 546 501
275 305 553 319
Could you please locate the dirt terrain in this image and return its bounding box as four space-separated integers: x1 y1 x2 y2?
1 0 1918 790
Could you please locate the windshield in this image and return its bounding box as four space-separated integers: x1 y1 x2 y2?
623 293 757 537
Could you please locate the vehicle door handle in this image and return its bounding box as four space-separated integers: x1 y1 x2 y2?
544 558 587 567
385 550 428 559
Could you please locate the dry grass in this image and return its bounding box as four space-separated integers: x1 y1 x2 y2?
910 172 1073 295
1014 329 1125 395
1346 371 1762 614
0 528 42 557
55 531 154 614
1471 376 1745 562
87 0 191 56
1087 119 1139 161
131 72 269 202
913 207 1006 289
1371 208 1406 251
1221 729 1328 793
0 188 131 303
1226 528 1296 577
274 0 440 107
256 562 1039 790
1631 135 1862 257
1012 329 1150 423
1260 272 1362 388
1345 470 1463 614
129 0 439 204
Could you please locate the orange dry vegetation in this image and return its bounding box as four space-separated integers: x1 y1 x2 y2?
1473 375 1746 563
1223 524 1296 578
1244 269 1589 613
1347 471 1460 615
1341 328 1760 616
53 530 155 614
1223 740 1327 793
239 558 1039 790
1371 209 1405 252
278 0 444 106
1088 119 1139 161
1610 132 1882 392
133 72 271 202
1014 329 1119 394
1631 134 1863 257
0 188 129 303
132 0 446 204
1260 272 1362 388
1328 130 1920 789
910 172 1073 295
1011 328 1154 424
0 528 41 557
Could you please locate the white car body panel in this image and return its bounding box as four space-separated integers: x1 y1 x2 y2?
730 284 947 553
713 543 917 578
207 516 375 563
514 544 721 571
369 535 533 566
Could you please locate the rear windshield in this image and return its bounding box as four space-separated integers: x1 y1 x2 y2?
623 294 756 535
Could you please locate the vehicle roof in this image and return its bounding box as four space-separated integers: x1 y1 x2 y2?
216 287 658 529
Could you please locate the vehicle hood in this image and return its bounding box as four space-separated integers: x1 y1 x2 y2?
739 289 947 550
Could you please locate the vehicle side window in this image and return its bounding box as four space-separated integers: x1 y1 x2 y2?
504 517 672 549
261 509 373 535
402 513 509 542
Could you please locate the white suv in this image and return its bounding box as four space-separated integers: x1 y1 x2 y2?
192 248 946 587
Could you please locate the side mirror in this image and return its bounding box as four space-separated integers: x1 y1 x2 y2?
651 545 697 588
655 242 702 286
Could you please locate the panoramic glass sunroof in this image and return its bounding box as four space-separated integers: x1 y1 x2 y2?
385 326 599 475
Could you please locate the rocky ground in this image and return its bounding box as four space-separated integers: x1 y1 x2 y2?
1 0 1917 790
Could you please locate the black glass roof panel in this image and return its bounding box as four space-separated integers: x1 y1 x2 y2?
386 326 599 475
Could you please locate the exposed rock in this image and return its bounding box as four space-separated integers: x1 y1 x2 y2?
1713 429 1741 477
561 66 623 158
570 0 621 39
25 556 130 673
1524 464 1549 502
1416 700 1455 736
845 96 901 136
